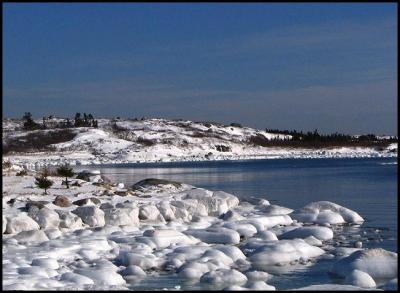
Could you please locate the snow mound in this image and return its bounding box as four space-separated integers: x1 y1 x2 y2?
331 248 398 280
279 226 334 241
292 201 364 224
345 269 376 288
200 268 248 285
249 239 325 267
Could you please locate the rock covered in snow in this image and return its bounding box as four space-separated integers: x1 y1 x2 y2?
292 201 364 225
72 206 105 227
74 269 126 286
31 257 59 270
260 204 293 215
5 213 40 234
29 207 60 229
119 265 146 277
57 210 83 229
102 204 139 227
200 268 248 285
279 226 334 241
60 272 95 285
184 227 241 244
331 248 398 280
141 228 198 249
14 229 49 243
345 269 376 288
139 205 165 223
249 239 325 267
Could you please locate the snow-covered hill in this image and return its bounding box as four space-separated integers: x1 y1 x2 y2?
2 118 397 169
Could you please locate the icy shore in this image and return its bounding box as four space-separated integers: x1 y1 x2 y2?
2 168 397 290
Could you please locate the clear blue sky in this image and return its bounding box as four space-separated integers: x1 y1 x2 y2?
3 3 397 135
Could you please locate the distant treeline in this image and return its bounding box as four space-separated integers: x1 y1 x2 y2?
22 112 98 131
250 128 398 149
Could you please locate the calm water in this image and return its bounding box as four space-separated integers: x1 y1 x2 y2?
79 157 397 289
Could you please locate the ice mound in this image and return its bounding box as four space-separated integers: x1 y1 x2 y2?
344 269 376 288
249 239 325 267
331 248 398 280
279 226 334 241
292 201 364 224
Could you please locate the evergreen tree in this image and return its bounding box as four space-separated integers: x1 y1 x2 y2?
57 164 74 189
35 168 53 195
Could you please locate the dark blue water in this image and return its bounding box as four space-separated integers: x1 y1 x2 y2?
79 157 397 289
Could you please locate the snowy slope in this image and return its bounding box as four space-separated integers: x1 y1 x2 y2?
3 118 397 168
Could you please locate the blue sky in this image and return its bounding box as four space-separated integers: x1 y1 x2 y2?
3 3 397 134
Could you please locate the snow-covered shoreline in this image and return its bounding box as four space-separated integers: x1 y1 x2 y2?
3 118 397 169
2 168 398 290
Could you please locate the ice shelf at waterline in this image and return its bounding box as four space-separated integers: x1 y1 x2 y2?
2 167 397 290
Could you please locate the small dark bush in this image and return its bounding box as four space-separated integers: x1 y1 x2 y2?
137 137 156 146
16 169 28 176
215 145 231 152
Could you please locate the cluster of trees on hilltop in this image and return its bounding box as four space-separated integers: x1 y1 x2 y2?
22 112 98 131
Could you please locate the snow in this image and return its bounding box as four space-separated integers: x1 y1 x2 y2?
292 201 364 225
3 118 397 168
279 226 334 241
331 248 398 280
345 269 376 288
2 168 397 290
